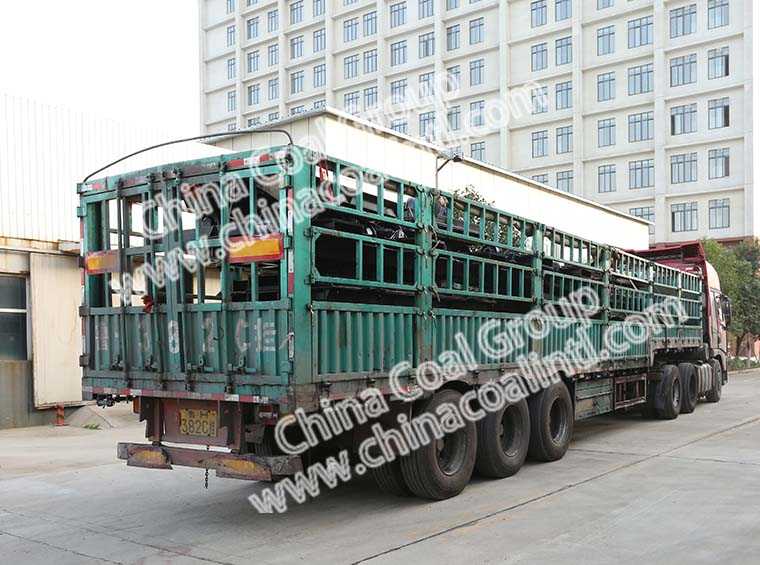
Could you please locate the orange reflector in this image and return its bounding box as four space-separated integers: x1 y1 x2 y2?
228 234 284 264
84 250 120 274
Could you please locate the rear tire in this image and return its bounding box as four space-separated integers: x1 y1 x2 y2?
678 363 698 414
655 365 681 420
475 397 530 478
400 389 477 500
371 458 412 497
705 359 723 403
527 381 573 462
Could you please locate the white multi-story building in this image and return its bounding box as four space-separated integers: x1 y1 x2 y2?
199 0 755 244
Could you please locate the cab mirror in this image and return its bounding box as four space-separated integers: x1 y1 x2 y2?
721 295 732 327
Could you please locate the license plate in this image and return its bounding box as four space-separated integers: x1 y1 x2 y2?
178 409 218 437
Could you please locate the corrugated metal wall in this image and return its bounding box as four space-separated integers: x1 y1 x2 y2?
0 94 227 243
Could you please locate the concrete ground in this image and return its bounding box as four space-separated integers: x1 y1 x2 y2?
1 372 759 565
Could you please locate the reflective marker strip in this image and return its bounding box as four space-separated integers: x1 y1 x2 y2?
84 250 120 274
227 233 284 264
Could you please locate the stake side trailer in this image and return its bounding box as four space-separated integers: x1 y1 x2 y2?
78 142 730 499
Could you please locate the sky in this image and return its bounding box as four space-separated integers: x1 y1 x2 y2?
0 0 201 138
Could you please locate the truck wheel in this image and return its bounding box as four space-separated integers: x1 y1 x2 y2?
475 397 530 478
371 459 411 497
655 365 681 420
705 359 723 403
678 363 698 414
400 389 477 500
528 381 573 462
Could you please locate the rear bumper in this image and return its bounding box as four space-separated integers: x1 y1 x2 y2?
117 442 302 481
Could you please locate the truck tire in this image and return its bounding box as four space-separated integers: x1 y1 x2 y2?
678 363 698 414
475 397 530 478
527 381 573 462
655 365 681 420
400 389 477 500
705 358 723 403
371 459 411 497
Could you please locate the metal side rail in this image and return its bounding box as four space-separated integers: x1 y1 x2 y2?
117 442 303 481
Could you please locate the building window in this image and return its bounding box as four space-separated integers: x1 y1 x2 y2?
419 32 435 58
344 54 359 79
248 117 261 128
314 28 326 52
630 206 655 235
628 63 653 95
470 100 485 127
556 125 572 154
531 43 548 71
671 153 698 183
0 276 27 360
247 17 259 39
227 57 236 80
290 36 304 59
390 78 407 103
247 51 259 73
364 11 377 36
446 0 459 10
290 105 305 116
419 71 435 97
344 91 360 114
598 118 616 147
628 16 652 48
628 111 654 142
531 0 547 27
290 0 304 25
670 4 697 38
709 198 730 229
290 70 304 94
670 103 698 135
267 111 279 121
556 170 573 192
364 86 378 109
598 165 616 193
555 0 571 21
268 78 279 100
447 105 461 131
313 63 326 87
420 111 436 139
597 26 615 56
597 72 615 102
532 173 549 184
532 130 549 157
709 97 730 129
555 37 572 65
670 54 697 86
314 0 325 17
447 25 460 51
470 141 485 161
391 41 407 66
227 25 236 47
708 47 729 79
268 44 279 66
672 202 698 232
598 0 613 9
469 18 484 44
344 18 358 42
313 99 326 110
556 81 572 109
708 0 729 29
629 159 654 189
391 2 407 28
267 9 278 32
709 148 730 179
470 59 484 86
532 86 548 114
364 49 378 73
227 0 236 14
419 0 434 18
227 90 237 112
391 118 408 134
447 65 461 92
248 84 260 105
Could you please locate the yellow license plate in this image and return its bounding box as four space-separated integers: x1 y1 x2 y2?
179 409 218 437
